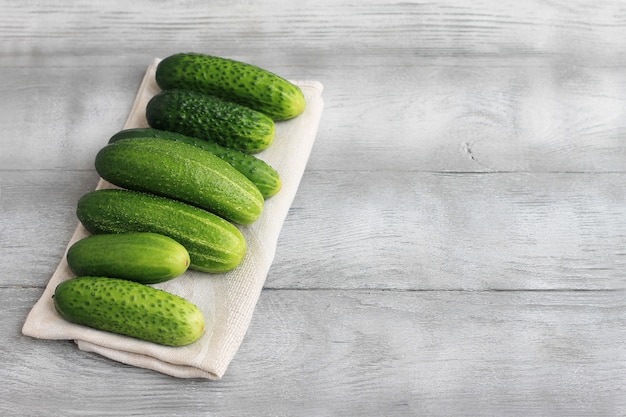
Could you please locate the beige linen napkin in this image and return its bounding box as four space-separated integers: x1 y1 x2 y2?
22 58 324 379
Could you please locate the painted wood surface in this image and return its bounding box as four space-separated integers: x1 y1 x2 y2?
1 0 625 415
3 288 625 416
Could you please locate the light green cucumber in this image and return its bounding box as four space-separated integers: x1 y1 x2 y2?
108 128 282 199
156 52 306 121
66 232 190 284
54 276 204 346
146 88 275 154
76 189 246 273
95 137 264 225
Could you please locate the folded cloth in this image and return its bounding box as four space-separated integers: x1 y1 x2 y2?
22 58 324 379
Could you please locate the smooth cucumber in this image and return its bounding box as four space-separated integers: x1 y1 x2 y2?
66 232 190 284
156 52 306 121
95 137 264 225
54 276 204 346
146 89 275 154
108 128 282 199
76 189 246 273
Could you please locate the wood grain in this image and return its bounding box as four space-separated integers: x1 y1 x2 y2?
3 288 625 416
270 170 626 290
3 170 625 290
2 55 626 173
3 0 626 61
2 0 625 414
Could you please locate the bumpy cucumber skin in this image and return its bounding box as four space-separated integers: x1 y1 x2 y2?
95 137 264 225
146 89 275 154
54 276 204 347
156 52 306 121
66 232 190 284
76 189 246 273
109 128 282 199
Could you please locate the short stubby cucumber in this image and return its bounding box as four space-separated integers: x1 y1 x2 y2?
156 52 306 121
66 232 190 284
146 89 275 154
76 189 246 273
108 128 282 199
95 137 264 225
53 276 205 347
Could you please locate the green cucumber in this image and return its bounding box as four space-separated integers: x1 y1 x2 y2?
76 189 246 273
95 137 264 225
146 89 275 154
156 52 306 121
66 232 190 284
54 276 204 346
108 128 282 199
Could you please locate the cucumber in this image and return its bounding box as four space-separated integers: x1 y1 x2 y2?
66 232 190 284
53 276 204 346
76 189 246 273
108 128 282 199
146 89 275 154
95 137 264 225
156 52 306 121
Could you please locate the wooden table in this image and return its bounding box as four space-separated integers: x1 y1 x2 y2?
2 1 625 415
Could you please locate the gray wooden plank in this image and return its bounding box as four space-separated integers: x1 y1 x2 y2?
3 169 625 290
2 0 626 61
0 61 144 171
4 287 625 416
2 55 626 173
267 171 626 290
0 170 99 284
310 60 626 174
269 170 626 291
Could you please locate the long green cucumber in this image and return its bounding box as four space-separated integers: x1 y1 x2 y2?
76 189 246 273
156 52 306 121
108 128 282 199
95 137 264 225
54 276 204 346
66 232 190 284
146 89 275 154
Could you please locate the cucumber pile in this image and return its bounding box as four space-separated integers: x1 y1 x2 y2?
53 53 306 346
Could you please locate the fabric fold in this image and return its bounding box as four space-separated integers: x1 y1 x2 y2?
22 58 324 379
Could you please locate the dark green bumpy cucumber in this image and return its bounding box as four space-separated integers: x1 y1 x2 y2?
54 276 204 346
66 232 190 284
108 128 282 199
146 89 275 154
76 189 246 273
155 52 306 121
95 137 264 225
